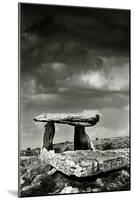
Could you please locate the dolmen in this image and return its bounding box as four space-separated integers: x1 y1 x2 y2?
33 111 129 177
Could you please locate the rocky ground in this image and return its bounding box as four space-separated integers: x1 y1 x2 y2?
19 136 130 197
53 136 129 152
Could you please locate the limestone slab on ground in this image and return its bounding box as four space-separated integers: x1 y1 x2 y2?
41 148 129 177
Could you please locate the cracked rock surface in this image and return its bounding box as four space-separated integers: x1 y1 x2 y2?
41 148 129 177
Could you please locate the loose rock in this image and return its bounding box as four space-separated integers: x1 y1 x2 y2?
86 187 92 193
92 188 101 192
60 186 79 194
96 178 104 187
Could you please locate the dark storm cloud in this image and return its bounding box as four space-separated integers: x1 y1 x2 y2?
21 4 129 50
21 4 130 76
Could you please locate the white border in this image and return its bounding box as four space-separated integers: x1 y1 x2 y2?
0 0 133 199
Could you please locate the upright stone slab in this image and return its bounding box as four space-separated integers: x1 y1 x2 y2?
74 125 95 150
42 121 55 150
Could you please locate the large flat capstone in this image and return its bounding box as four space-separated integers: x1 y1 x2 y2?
33 111 100 126
40 148 129 177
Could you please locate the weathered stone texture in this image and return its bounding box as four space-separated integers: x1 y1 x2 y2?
41 148 129 177
33 111 100 126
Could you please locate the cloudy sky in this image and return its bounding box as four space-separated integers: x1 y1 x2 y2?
20 3 130 149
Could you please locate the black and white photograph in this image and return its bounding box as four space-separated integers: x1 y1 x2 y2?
19 3 130 197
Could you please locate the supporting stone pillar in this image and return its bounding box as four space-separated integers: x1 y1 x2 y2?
74 125 95 151
42 121 55 150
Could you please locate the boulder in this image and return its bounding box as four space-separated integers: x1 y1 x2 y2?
86 187 92 192
92 188 101 192
60 186 79 194
95 178 104 187
41 148 129 177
